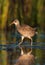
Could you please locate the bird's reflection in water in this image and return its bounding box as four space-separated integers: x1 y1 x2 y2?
14 47 35 65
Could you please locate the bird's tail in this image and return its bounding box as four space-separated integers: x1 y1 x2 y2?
35 32 38 35
34 28 38 34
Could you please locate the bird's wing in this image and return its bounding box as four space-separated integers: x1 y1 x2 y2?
21 24 34 31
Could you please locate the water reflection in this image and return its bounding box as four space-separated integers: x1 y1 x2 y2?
0 31 45 65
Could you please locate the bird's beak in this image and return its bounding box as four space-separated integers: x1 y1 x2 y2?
9 22 14 26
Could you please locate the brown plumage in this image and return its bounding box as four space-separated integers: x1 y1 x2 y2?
9 19 37 52
17 24 36 38
14 52 35 65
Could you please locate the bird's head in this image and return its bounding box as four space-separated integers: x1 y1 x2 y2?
9 19 20 26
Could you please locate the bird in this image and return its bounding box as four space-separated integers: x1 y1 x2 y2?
9 19 37 53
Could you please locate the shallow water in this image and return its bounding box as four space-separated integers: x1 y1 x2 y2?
0 31 45 65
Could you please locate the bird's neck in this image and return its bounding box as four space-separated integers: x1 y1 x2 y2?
16 24 21 30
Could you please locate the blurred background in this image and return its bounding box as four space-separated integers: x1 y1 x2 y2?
0 0 45 65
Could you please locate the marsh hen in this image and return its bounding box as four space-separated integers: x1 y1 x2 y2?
9 19 37 52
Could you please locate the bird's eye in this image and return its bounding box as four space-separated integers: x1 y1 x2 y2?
15 20 16 22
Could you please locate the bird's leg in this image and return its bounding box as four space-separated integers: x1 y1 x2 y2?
27 50 32 55
31 38 33 52
19 46 24 55
28 38 33 54
19 36 24 45
18 36 24 55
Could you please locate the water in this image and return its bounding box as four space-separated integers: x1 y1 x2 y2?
0 31 45 65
